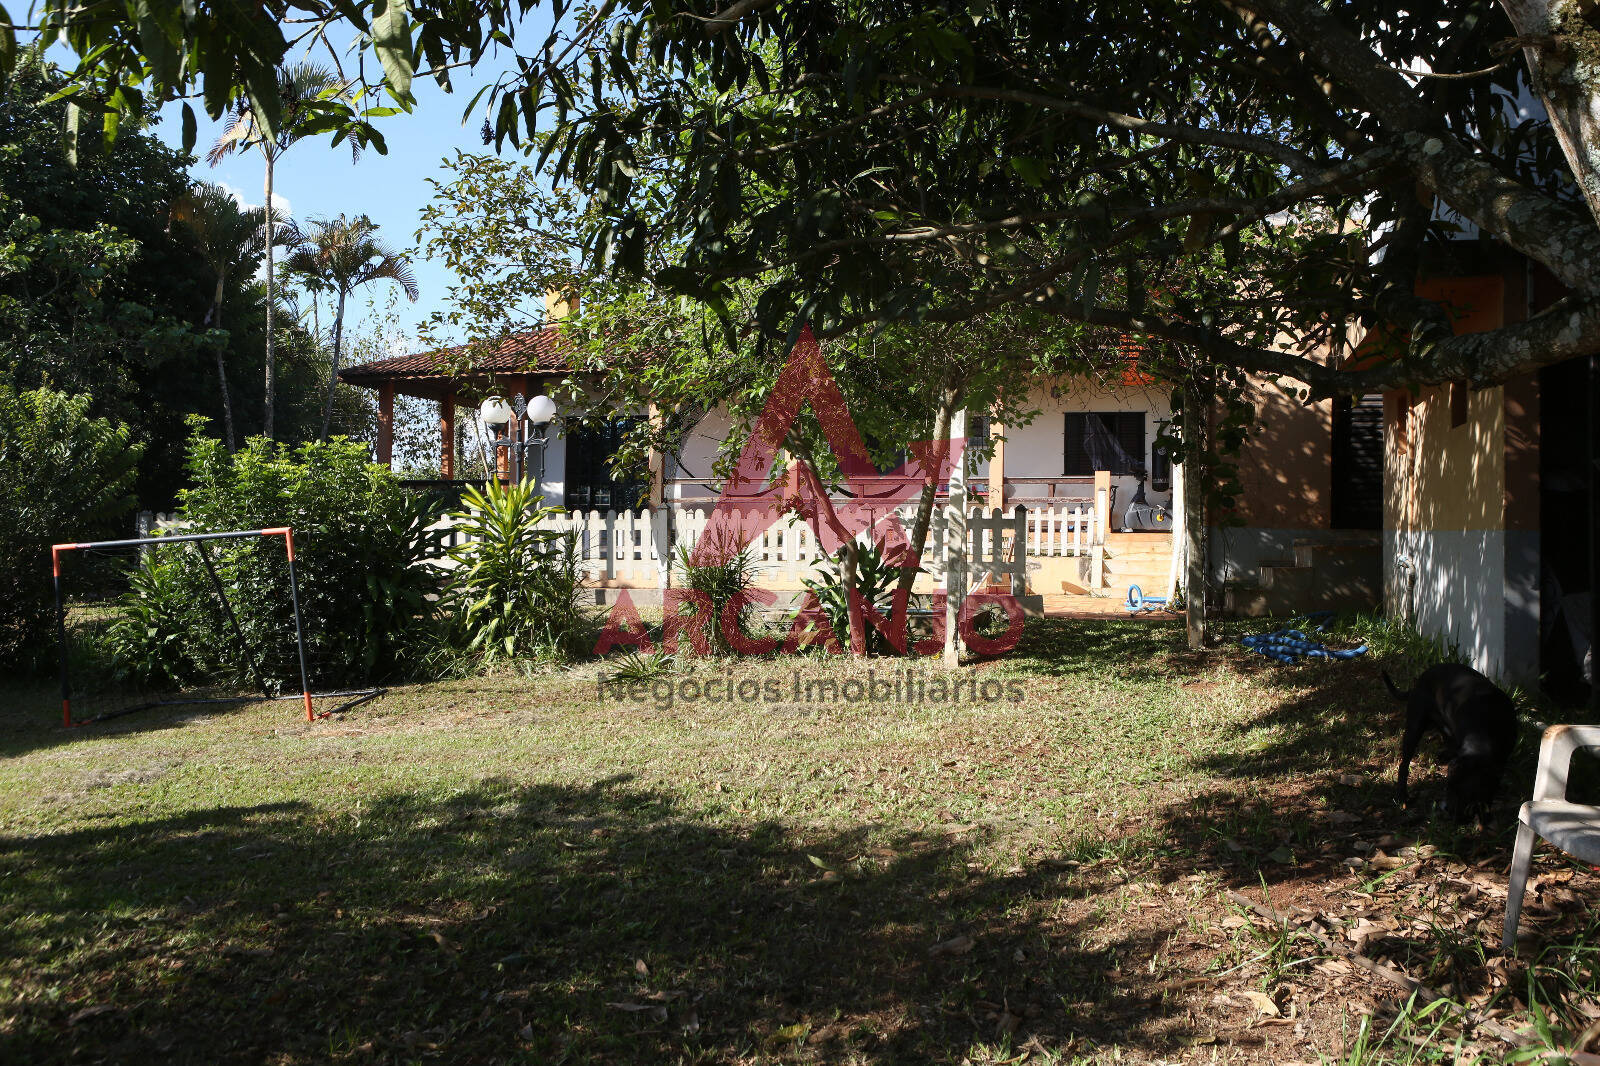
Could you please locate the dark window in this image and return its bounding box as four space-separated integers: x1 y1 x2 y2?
565 418 649 510
1331 394 1383 529
1064 412 1145 476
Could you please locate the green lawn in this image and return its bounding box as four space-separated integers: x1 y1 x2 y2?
2 618 1596 1064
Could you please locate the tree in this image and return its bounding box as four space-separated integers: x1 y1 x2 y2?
0 386 142 668
207 62 352 440
283 214 419 442
20 0 1600 398
418 150 1127 655
170 181 286 450
0 56 230 504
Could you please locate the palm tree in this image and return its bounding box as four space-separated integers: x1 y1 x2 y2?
170 181 289 450
283 215 419 442
207 62 353 440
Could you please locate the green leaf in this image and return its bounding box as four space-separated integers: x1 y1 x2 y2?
1008 156 1048 187
372 0 414 101
63 100 81 167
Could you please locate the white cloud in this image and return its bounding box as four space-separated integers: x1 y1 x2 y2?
219 180 291 219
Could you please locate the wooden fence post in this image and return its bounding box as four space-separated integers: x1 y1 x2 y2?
944 410 968 668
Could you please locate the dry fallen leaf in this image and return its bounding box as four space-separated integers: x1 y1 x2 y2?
929 934 976 957
68 1004 114 1026
1240 990 1281 1017
635 958 649 978
766 1021 811 1045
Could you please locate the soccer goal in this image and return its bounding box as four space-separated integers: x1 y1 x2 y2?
50 527 381 727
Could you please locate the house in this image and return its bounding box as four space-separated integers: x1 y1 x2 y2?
1354 250 1588 694
339 296 1383 612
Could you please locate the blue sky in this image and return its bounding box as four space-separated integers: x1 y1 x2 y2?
139 24 556 350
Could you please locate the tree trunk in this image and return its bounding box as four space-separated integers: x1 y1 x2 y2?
893 377 964 605
1590 352 1599 710
318 289 346 442
1183 381 1208 651
213 277 236 451
262 154 277 440
1497 0 1600 230
840 538 863 654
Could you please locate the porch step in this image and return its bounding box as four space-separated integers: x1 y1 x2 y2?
1106 532 1173 548
1104 549 1173 565
1098 532 1174 594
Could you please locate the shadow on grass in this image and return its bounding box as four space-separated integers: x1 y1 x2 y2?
3 776 1202 1065
997 616 1190 682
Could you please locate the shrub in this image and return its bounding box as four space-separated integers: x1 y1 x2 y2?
0 386 142 669
107 428 447 686
674 529 762 655
801 542 914 655
445 479 592 663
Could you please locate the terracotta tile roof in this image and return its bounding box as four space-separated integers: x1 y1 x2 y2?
340 327 574 382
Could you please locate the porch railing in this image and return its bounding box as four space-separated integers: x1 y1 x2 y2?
136 498 1108 587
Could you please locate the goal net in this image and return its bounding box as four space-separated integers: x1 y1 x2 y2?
51 527 380 727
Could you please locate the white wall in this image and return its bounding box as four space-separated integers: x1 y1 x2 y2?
534 422 567 507
1386 527 1507 680
668 406 734 502
1003 377 1174 521
558 379 1175 521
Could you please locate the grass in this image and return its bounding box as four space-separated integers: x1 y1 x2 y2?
0 615 1595 1064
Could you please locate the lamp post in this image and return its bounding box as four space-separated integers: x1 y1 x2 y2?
522 393 557 499
478 394 517 482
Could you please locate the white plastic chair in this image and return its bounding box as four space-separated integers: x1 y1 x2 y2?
1503 724 1600 952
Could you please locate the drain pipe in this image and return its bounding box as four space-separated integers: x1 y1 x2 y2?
1394 552 1417 627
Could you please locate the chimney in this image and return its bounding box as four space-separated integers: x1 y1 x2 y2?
544 287 580 321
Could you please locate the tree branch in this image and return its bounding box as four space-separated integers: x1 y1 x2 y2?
882 76 1327 177
1246 0 1600 296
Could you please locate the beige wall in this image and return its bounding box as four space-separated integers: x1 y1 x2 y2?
1385 384 1505 535
1383 277 1508 538
1230 380 1334 531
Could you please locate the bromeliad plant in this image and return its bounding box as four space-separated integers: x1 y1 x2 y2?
445 479 590 663
801 541 918 656
673 528 762 656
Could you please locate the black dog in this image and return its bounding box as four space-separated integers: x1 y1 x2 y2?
1383 664 1518 821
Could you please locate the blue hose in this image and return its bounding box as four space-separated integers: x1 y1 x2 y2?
1125 584 1171 613
1239 613 1367 663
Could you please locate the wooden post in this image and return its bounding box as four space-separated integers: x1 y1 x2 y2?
495 430 511 484
1183 383 1208 651
648 403 670 592
439 391 455 479
377 381 394 468
944 408 968 668
1090 469 1110 590
1009 504 1025 597
647 403 665 507
989 417 1006 505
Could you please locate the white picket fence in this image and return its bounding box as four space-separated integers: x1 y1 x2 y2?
137 501 1099 586
428 502 1095 585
